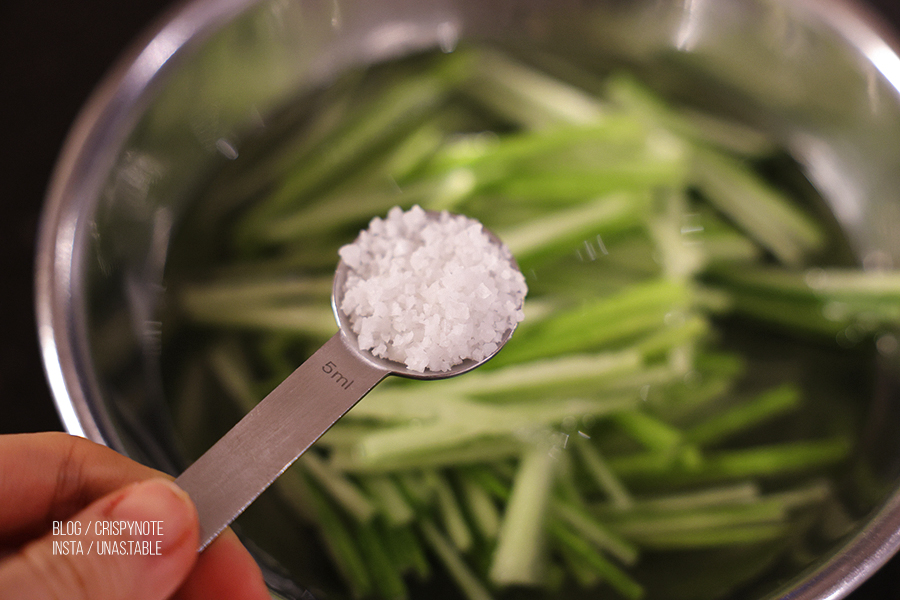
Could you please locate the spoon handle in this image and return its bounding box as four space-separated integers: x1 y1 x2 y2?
175 331 389 550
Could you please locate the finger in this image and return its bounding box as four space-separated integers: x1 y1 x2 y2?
0 478 199 600
172 529 270 600
0 432 158 543
0 432 271 599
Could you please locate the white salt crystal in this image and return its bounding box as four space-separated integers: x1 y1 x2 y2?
339 205 527 372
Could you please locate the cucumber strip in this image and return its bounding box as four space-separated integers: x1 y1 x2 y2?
490 446 557 586
690 148 824 266
304 477 373 598
457 473 502 540
362 475 416 526
551 499 639 565
350 396 637 467
497 192 650 269
572 435 634 510
602 482 761 514
185 302 336 338
428 471 475 552
620 522 789 549
178 275 332 312
419 519 494 600
461 46 606 129
685 384 801 446
238 54 469 232
300 452 377 523
548 522 644 600
384 524 432 580
496 279 689 365
357 520 409 600
611 437 851 483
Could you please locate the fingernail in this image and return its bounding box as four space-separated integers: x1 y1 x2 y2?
106 479 197 553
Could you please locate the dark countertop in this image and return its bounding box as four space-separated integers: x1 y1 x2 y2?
3 1 900 597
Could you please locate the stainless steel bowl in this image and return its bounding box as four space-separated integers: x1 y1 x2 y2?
35 0 900 598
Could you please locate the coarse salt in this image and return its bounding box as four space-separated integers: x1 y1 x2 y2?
338 205 527 372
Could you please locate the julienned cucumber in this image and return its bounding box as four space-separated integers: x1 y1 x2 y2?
163 44 894 600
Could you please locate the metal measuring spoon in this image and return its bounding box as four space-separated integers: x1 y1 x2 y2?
175 219 523 550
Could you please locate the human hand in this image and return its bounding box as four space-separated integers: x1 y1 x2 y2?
0 432 271 600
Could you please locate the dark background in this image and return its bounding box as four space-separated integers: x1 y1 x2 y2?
2 0 900 597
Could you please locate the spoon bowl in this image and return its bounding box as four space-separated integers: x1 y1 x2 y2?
332 209 523 380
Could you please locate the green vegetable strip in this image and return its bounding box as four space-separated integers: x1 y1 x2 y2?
709 265 900 333
461 46 606 129
428 472 475 552
304 478 373 598
631 314 710 361
383 524 432 580
259 186 408 246
690 147 825 266
604 72 820 268
271 466 315 522
645 354 746 422
362 475 416 526
417 350 644 401
457 473 502 540
497 278 688 365
765 267 900 300
523 279 687 343
170 361 210 459
257 124 449 243
606 482 761 513
187 303 336 338
552 450 584 506
179 275 331 310
348 395 637 467
495 160 687 202
602 498 786 537
551 499 639 565
557 541 603 589
419 519 494 600
766 480 833 510
357 521 410 600
341 385 452 423
332 436 524 473
238 54 468 238
497 192 649 268
572 435 634 510
606 74 776 157
490 446 557 586
711 290 847 337
548 522 644 600
620 523 789 549
425 117 648 177
610 411 686 455
611 438 851 483
300 453 376 523
700 228 763 265
205 241 340 275
206 342 260 413
207 70 367 210
649 191 708 282
461 466 512 502
396 472 435 508
685 385 801 446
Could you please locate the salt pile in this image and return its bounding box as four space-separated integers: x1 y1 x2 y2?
339 205 528 372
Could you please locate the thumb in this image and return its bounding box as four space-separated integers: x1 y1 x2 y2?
0 478 199 600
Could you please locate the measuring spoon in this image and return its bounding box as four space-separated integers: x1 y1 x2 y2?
175 220 523 550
